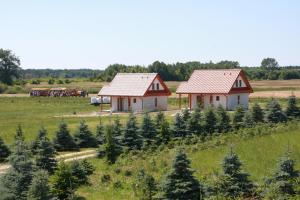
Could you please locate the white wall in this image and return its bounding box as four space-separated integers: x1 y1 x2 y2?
142 96 168 111
227 93 249 110
190 94 227 109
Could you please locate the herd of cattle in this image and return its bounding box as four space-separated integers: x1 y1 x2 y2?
30 88 88 97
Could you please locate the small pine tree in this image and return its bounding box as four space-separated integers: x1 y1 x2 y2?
34 133 57 174
27 170 52 200
172 113 186 137
251 103 264 123
285 95 300 119
140 112 157 148
265 151 299 198
243 111 255 128
51 162 78 200
53 121 78 151
155 111 165 128
70 160 94 185
74 120 98 148
204 107 217 135
0 136 10 162
186 106 202 136
133 169 157 200
95 120 105 145
157 120 171 145
123 113 142 150
160 151 203 200
31 126 47 153
181 108 191 132
216 105 231 133
232 106 245 129
104 125 121 164
112 116 123 147
265 99 287 123
217 150 254 198
1 126 34 200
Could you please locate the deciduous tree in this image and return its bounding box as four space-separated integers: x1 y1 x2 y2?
0 49 21 85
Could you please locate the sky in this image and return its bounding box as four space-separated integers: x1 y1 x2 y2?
1 0 300 69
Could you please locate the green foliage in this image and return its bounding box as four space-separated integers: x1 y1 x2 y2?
232 106 245 129
51 162 78 200
172 113 186 137
265 99 287 123
133 169 157 200
27 170 52 200
47 78 55 84
243 111 255 128
70 160 95 185
123 113 142 150
57 80 64 84
53 121 78 151
187 106 202 136
0 136 10 162
0 49 21 85
140 112 157 148
285 95 300 119
155 111 165 128
160 150 203 200
112 116 123 147
95 119 105 145
261 58 279 69
74 120 98 148
265 151 299 198
181 108 190 133
204 107 217 135
157 119 171 145
216 105 231 133
215 150 255 198
251 103 264 123
103 125 122 164
33 127 57 174
30 79 40 84
0 126 33 200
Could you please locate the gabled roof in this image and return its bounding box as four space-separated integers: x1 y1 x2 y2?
98 73 170 97
176 69 253 94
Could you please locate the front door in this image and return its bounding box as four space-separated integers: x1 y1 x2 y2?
196 95 204 108
117 97 123 111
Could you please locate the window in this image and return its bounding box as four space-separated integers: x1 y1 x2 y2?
152 83 155 90
239 80 242 87
133 98 136 103
235 80 238 87
156 83 159 90
155 98 158 107
237 95 240 104
216 96 220 101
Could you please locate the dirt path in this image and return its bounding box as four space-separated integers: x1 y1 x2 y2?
0 149 97 175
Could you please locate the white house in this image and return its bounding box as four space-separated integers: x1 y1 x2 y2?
176 69 253 110
98 73 171 112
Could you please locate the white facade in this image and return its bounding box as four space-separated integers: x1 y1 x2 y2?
190 93 249 110
110 96 168 112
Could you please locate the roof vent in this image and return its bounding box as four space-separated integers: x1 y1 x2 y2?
229 72 232 75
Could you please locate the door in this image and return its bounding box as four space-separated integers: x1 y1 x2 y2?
117 97 124 111
196 95 204 108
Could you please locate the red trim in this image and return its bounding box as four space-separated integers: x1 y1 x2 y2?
144 90 171 96
229 87 252 94
143 74 172 96
229 70 253 93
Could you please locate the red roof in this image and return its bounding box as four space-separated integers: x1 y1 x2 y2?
176 69 253 94
98 73 171 97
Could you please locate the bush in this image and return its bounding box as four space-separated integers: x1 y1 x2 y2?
65 79 71 84
101 174 111 183
48 79 55 84
0 83 8 93
57 80 64 84
31 79 41 84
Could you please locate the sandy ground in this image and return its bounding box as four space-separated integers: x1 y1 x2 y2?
249 90 300 98
0 149 97 175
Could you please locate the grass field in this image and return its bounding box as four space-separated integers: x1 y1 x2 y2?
75 122 300 200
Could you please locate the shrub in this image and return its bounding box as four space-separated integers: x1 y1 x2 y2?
0 83 8 93
101 174 111 183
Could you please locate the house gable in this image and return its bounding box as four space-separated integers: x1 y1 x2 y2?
229 70 253 94
144 74 171 96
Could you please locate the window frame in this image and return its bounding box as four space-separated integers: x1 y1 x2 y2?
216 96 220 101
133 98 137 103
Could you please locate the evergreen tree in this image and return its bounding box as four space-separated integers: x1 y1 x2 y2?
181 108 190 133
0 126 34 200
70 160 95 185
133 169 157 200
251 103 264 123
232 106 245 129
140 112 157 148
74 120 98 148
285 95 300 119
172 113 186 137
265 99 287 123
112 116 123 147
53 121 78 151
155 111 165 128
161 151 203 200
31 126 47 153
243 111 255 128
95 120 105 145
204 107 217 135
51 162 78 200
157 120 171 145
123 113 142 150
104 125 121 164
0 136 10 162
265 152 299 198
216 150 254 198
216 105 231 133
34 132 57 174
186 106 202 136
27 170 52 200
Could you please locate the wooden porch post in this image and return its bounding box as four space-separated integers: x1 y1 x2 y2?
100 96 103 112
110 96 112 110
188 94 192 109
179 94 181 110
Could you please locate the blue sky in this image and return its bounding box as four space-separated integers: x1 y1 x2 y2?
1 0 300 69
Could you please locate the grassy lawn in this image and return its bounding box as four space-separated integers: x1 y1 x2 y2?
77 122 300 200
